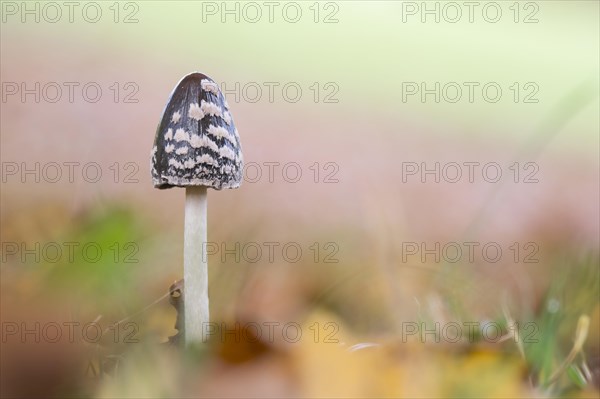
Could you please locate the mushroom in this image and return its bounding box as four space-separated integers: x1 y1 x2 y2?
151 72 243 344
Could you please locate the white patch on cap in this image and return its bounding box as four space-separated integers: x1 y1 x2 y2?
174 128 190 142
151 146 157 156
171 111 181 124
184 159 196 169
165 144 175 153
188 103 204 121
189 135 202 148
223 111 232 125
168 159 184 169
196 154 218 167
201 79 219 95
190 134 219 152
165 128 173 140
200 100 223 117
176 146 188 155
219 146 237 160
207 124 235 143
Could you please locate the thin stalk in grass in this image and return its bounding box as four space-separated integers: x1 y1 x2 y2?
184 186 209 343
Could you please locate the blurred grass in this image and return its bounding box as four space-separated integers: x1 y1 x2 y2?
432 78 600 325
2 204 598 397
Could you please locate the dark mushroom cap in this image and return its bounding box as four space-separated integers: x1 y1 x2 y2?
151 72 243 190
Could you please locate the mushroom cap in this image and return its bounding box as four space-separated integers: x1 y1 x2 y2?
151 72 243 190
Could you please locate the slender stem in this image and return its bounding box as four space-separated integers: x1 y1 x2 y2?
546 315 590 386
184 186 208 344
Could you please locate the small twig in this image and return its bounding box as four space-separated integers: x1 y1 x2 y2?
501 299 526 360
100 290 172 338
580 352 593 383
546 315 590 386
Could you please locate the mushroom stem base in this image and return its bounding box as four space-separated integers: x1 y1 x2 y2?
183 186 208 344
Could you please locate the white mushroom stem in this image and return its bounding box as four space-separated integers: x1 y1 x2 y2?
184 186 209 344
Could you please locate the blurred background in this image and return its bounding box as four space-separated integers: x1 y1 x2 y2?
1 1 598 397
